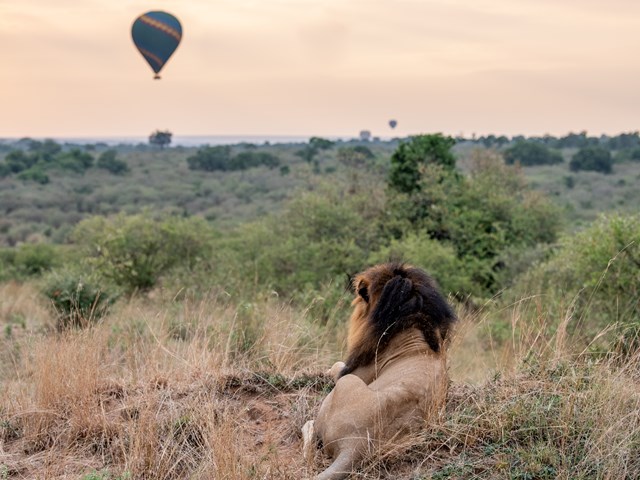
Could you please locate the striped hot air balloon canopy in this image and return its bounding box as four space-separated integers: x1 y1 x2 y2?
131 11 182 79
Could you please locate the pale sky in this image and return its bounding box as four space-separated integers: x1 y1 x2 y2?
0 0 638 138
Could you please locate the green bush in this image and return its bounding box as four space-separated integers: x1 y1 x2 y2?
337 146 375 168
97 150 129 175
0 163 10 177
4 150 38 174
0 248 17 281
368 233 474 298
386 152 561 297
190 183 388 306
511 214 640 351
230 151 280 170
187 148 280 172
232 190 379 294
389 134 456 194
16 167 49 184
72 213 215 293
28 139 62 162
13 243 60 276
569 146 613 174
55 149 94 173
186 146 231 171
43 269 116 330
504 141 563 166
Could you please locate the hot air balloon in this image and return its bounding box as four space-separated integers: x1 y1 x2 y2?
131 11 182 79
388 119 398 129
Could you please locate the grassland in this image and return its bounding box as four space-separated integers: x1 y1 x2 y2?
1 138 639 479
1 283 638 479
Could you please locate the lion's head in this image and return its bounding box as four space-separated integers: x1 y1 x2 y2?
340 262 456 377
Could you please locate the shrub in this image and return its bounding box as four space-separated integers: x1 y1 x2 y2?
337 146 375 168
230 151 280 170
309 137 335 150
186 146 231 171
5 150 38 174
0 248 17 281
295 137 334 164
43 269 116 330
55 149 94 173
17 167 49 184
386 151 561 297
389 134 456 194
28 139 62 162
504 141 563 166
213 183 387 302
97 150 129 175
368 233 474 298
511 214 640 351
72 213 215 293
569 146 613 174
13 243 60 276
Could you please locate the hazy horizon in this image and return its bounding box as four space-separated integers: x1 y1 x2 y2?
2 0 638 138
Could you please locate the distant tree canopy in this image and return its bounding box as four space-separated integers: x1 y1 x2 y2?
477 134 509 148
97 150 129 175
149 130 172 149
186 146 280 172
337 145 375 168
0 139 95 183
231 151 280 170
570 146 613 174
606 132 640 150
28 139 62 161
55 149 94 173
503 141 563 166
388 134 456 194
295 137 334 164
186 146 231 171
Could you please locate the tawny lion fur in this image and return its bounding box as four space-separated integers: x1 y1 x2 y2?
302 263 456 480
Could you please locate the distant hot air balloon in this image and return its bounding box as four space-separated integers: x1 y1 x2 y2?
388 119 398 129
131 11 182 79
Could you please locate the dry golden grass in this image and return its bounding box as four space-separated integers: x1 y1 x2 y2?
1 283 639 479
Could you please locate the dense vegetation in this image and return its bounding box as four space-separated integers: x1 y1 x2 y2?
569 146 613 174
186 146 281 172
503 141 563 166
1 132 640 478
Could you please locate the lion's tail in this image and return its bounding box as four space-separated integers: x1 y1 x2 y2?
316 450 358 480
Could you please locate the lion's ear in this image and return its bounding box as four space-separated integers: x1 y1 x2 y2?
357 283 369 303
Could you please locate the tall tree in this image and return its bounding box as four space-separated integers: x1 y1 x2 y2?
149 130 173 149
388 134 456 194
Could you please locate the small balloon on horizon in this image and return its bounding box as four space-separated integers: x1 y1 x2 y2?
388 119 398 129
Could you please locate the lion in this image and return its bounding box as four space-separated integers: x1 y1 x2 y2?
302 262 456 480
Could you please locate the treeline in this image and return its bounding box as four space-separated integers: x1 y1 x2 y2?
0 139 128 183
186 146 281 172
466 131 640 174
468 130 640 150
502 141 639 174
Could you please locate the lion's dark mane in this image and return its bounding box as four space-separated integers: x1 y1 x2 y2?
339 263 456 378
